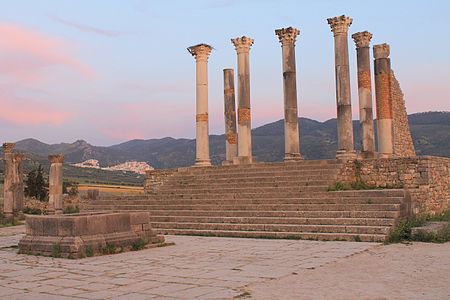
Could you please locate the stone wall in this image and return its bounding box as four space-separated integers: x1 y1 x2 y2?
144 169 181 193
338 156 450 215
391 71 416 157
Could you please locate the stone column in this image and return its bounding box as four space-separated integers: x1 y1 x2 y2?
352 31 376 158
188 44 213 167
12 153 25 216
373 43 393 158
231 36 254 164
275 27 303 161
223 68 238 165
327 15 356 159
2 143 15 219
48 154 64 215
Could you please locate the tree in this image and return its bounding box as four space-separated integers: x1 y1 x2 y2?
25 165 48 201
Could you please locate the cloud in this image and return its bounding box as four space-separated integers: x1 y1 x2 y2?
49 15 124 37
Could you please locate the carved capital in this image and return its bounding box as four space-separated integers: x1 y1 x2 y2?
231 36 254 54
187 44 213 61
12 153 25 162
373 43 390 59
48 154 64 164
275 27 300 46
352 31 372 48
2 142 15 153
327 15 352 36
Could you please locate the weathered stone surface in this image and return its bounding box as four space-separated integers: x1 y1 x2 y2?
48 154 64 214
19 212 165 258
2 143 25 219
411 222 449 236
223 68 238 164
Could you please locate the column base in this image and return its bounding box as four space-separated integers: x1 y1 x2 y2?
233 156 254 165
284 153 303 162
336 150 357 160
221 160 234 166
359 151 377 159
194 159 212 167
377 153 393 159
2 213 14 223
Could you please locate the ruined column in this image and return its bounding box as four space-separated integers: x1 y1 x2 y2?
327 15 356 159
352 31 376 158
373 43 393 158
231 36 254 164
187 44 213 167
48 154 64 215
275 27 303 161
2 143 15 219
223 68 238 165
12 153 25 216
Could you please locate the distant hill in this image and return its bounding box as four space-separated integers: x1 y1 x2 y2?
3 111 449 170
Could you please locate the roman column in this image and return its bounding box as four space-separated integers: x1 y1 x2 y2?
223 68 238 165
327 15 356 159
373 43 393 158
48 154 64 215
187 44 213 167
12 153 25 216
2 143 15 219
275 27 303 161
231 36 254 164
352 31 376 158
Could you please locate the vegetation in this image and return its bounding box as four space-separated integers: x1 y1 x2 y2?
85 245 94 257
388 210 450 243
22 207 44 215
24 165 48 201
63 206 80 214
52 243 62 258
132 238 148 251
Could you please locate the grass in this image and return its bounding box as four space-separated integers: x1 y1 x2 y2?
328 181 404 191
52 244 62 258
132 238 148 251
387 210 450 243
63 206 80 214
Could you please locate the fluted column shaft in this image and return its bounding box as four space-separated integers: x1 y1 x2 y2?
276 27 303 161
373 43 393 157
12 153 24 215
2 143 15 218
48 154 64 215
232 37 254 164
188 44 213 166
352 31 376 158
223 68 238 164
327 15 356 159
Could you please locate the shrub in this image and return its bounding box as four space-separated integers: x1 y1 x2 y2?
132 238 148 251
85 245 94 257
23 207 43 215
52 244 62 258
63 206 80 214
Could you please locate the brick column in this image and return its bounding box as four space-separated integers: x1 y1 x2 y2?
231 36 254 165
275 27 303 161
352 31 376 158
373 43 393 158
223 68 238 165
327 15 356 159
48 154 64 215
188 44 213 167
2 143 15 219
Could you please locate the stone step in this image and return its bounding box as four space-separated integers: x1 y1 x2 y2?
89 197 403 206
155 186 330 194
171 169 341 179
85 203 401 211
154 228 387 242
151 222 390 235
83 208 400 219
150 216 396 226
163 179 332 188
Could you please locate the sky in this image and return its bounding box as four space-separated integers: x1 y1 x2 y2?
0 0 449 146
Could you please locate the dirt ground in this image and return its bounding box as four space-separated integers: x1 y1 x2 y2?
248 242 450 300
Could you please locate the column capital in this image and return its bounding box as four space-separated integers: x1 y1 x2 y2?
352 31 373 48
187 43 213 61
2 142 15 153
231 36 254 54
48 154 64 164
275 27 300 46
12 153 25 162
327 15 352 36
373 43 390 59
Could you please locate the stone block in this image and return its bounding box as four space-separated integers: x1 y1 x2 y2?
411 222 449 236
130 212 150 225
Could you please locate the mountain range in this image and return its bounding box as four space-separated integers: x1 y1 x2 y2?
3 111 450 170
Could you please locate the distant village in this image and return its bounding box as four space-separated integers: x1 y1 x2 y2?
71 159 153 175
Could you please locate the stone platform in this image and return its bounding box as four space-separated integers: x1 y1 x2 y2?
18 211 165 258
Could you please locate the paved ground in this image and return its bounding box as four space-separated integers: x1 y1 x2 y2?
0 225 449 299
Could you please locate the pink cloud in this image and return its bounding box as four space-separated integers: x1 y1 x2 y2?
0 90 71 126
0 22 95 81
49 15 124 37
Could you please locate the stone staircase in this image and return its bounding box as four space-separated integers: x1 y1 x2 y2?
85 160 410 242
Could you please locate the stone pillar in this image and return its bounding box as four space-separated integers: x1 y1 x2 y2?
231 36 254 164
187 44 213 167
275 27 303 161
12 153 25 216
327 15 356 159
223 68 238 165
352 31 376 158
373 43 393 158
48 154 64 215
2 143 15 219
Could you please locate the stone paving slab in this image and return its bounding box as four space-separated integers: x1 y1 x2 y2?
0 225 377 299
